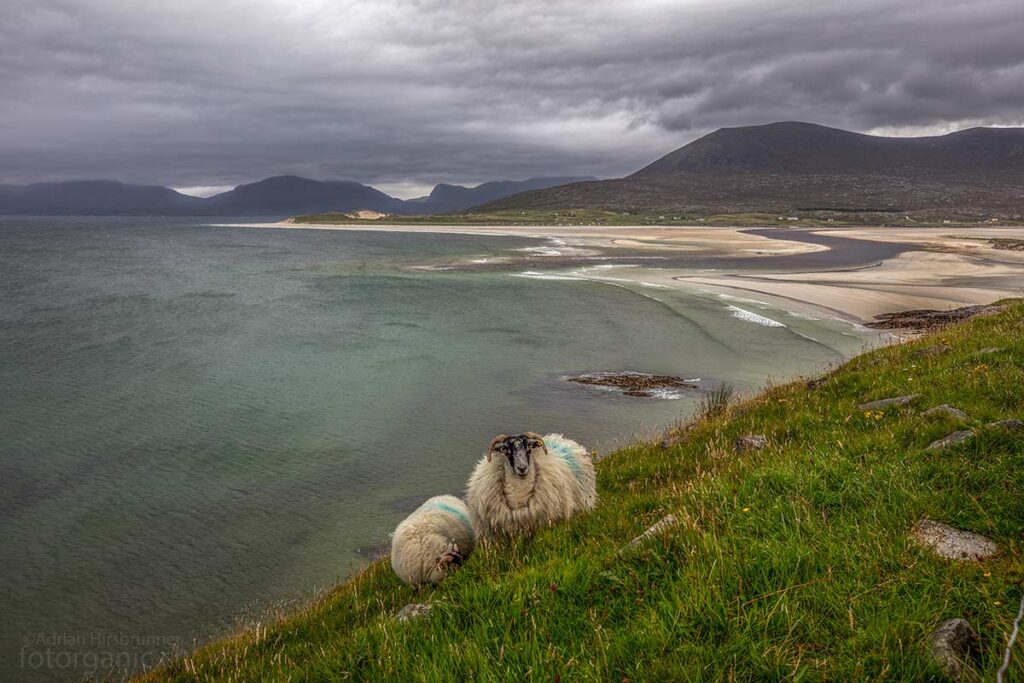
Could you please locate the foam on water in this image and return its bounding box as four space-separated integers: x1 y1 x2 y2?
727 304 787 327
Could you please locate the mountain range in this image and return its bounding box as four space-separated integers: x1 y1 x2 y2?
0 175 594 217
5 122 1024 218
481 122 1024 216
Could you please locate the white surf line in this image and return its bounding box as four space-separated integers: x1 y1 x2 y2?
726 304 786 327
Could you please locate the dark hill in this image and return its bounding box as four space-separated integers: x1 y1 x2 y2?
0 175 595 217
0 180 205 215
202 175 406 216
408 176 595 213
632 122 1024 177
478 122 1024 217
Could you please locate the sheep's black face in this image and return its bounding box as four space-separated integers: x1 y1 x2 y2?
491 433 545 478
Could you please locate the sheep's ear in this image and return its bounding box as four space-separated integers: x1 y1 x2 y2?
525 431 547 454
488 434 508 461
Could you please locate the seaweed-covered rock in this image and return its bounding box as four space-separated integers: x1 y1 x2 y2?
866 305 1002 331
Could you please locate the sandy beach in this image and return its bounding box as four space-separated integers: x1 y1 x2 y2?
233 220 1024 325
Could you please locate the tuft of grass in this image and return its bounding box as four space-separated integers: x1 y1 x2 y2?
697 382 735 421
140 302 1024 682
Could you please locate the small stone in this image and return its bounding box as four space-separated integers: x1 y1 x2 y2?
858 394 920 411
930 618 980 682
926 430 974 450
915 344 952 356
807 377 826 389
395 603 432 622
922 404 969 421
987 418 1024 431
660 429 689 449
911 519 998 561
734 434 769 453
623 514 677 551
978 346 1006 354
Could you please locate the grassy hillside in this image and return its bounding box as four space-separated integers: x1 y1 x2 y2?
143 303 1024 682
472 172 1024 221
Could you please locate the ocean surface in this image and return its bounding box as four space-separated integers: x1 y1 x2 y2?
0 217 888 681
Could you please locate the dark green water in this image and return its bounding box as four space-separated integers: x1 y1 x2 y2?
0 217 882 681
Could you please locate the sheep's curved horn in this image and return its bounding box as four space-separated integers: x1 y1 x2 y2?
524 431 547 454
488 434 508 462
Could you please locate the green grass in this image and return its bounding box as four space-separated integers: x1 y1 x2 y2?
144 303 1024 682
291 209 1023 228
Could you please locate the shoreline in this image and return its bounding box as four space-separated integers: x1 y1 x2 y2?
222 220 1024 325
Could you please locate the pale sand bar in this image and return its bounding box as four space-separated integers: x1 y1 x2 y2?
229 221 1024 324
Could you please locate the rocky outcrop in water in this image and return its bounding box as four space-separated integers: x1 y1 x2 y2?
865 305 1002 331
568 372 698 398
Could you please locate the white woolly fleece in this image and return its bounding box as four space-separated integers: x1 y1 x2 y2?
465 432 597 538
390 494 476 586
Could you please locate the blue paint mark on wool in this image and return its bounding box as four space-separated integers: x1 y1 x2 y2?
548 439 584 481
422 500 473 536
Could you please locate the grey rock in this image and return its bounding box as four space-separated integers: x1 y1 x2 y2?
987 418 1024 431
911 519 998 561
734 434 769 453
660 430 687 450
858 394 920 411
623 514 677 551
807 377 827 389
931 618 980 682
395 603 432 622
926 430 974 450
978 346 1006 354
922 404 969 421
916 344 952 356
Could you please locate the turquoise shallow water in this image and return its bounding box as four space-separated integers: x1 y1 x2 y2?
0 217 883 680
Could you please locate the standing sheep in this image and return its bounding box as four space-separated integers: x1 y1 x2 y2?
466 432 597 538
390 495 476 587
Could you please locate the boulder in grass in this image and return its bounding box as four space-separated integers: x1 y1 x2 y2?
922 404 969 421
395 603 432 622
978 346 1006 354
915 344 952 357
734 434 769 453
858 394 920 411
930 618 980 682
623 514 678 551
926 430 974 450
987 418 1024 431
911 519 997 561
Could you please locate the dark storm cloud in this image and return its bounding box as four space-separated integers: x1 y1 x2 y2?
2 0 1023 194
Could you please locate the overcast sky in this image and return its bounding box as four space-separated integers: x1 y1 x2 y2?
3 0 1023 197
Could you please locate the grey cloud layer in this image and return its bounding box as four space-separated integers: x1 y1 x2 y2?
3 0 1023 189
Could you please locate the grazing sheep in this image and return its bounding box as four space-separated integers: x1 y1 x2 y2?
390 495 476 587
466 432 596 538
